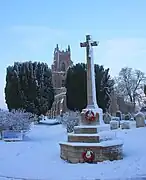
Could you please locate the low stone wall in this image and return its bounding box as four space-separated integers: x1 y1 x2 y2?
60 143 123 163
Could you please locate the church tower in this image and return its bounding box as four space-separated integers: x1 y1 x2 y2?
51 44 73 94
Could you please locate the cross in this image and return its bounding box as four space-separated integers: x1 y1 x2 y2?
80 35 99 59
80 35 99 109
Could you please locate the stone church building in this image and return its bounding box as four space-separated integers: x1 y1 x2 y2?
47 45 134 118
47 44 73 118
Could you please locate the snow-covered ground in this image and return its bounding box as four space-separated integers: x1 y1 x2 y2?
39 118 60 125
0 124 146 180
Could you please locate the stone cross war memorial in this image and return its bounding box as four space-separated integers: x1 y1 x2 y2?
59 35 124 164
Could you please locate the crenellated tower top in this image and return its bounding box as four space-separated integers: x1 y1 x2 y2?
51 44 72 72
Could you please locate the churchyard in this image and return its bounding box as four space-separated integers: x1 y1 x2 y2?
0 112 146 180
0 35 146 180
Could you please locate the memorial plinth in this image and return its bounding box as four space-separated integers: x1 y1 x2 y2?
59 35 123 163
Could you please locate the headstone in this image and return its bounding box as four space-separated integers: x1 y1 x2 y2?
2 130 23 141
103 112 112 124
121 121 130 129
55 110 58 117
135 112 145 128
116 111 122 120
112 116 120 127
110 120 119 130
121 114 125 120
52 111 55 119
50 111 52 118
48 111 51 118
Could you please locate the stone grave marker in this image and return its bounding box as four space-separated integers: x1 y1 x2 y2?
135 112 145 128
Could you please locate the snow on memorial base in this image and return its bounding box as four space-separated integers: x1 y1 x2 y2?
59 108 123 164
59 124 123 163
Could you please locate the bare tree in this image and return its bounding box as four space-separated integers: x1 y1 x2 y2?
114 67 146 109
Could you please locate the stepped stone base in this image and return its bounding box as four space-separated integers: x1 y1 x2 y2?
59 111 123 163
74 124 110 134
60 141 123 163
68 133 100 143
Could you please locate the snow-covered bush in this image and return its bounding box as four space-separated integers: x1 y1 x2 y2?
103 112 112 124
57 111 81 133
124 114 130 120
0 109 34 131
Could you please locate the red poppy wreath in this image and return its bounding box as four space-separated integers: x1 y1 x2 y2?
85 110 96 121
82 150 95 163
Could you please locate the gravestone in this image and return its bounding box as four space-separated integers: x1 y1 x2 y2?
135 112 145 128
121 121 130 129
110 120 119 130
116 111 122 120
122 114 125 120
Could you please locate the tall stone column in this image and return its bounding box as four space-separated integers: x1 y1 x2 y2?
80 35 104 125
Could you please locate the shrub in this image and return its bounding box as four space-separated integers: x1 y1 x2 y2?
0 109 34 131
124 114 130 120
57 111 81 133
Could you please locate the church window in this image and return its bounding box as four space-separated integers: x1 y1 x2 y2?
62 80 65 87
61 62 65 71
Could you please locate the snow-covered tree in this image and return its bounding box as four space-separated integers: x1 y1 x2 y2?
115 67 146 110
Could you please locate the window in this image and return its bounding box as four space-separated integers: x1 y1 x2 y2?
61 62 65 71
62 80 65 87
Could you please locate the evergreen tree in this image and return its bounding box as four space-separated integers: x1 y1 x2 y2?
144 84 146 96
5 65 23 110
95 65 114 112
66 63 87 112
5 61 54 116
66 63 114 112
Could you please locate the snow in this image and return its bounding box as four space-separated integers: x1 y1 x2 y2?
60 139 123 147
120 120 136 128
74 124 110 132
74 124 110 129
68 130 117 141
39 117 60 125
68 133 100 137
98 131 117 141
88 37 98 110
0 124 146 180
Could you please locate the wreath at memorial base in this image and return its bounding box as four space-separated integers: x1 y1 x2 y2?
82 150 95 163
85 110 96 121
